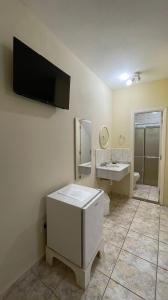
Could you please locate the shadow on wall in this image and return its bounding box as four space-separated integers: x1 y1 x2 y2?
0 218 46 294
0 44 58 119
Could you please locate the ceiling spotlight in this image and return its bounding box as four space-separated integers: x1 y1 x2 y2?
126 71 141 86
126 79 133 86
120 73 129 81
132 71 141 83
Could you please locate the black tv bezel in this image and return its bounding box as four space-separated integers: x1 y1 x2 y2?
13 37 71 109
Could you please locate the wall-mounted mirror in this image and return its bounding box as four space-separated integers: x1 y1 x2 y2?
99 126 110 149
74 118 92 179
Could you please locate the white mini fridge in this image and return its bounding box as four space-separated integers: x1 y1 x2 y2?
46 184 104 270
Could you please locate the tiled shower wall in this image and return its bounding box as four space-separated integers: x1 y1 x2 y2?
111 148 131 163
95 149 112 166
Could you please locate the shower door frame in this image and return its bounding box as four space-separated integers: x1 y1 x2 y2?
130 107 167 205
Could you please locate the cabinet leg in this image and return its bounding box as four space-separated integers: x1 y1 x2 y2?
75 264 91 289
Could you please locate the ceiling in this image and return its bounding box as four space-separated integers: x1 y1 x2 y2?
21 0 168 89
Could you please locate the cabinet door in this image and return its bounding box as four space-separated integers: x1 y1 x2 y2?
82 192 104 268
47 199 82 267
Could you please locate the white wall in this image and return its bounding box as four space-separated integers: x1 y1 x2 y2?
0 0 113 293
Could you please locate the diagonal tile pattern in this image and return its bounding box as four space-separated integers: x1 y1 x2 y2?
133 184 159 203
111 250 156 300
3 194 168 300
122 229 158 264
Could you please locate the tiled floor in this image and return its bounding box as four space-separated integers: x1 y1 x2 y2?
3 195 168 300
133 184 159 203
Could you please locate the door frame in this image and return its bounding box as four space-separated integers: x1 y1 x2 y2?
130 107 167 205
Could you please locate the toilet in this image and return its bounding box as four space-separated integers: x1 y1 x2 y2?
134 172 140 189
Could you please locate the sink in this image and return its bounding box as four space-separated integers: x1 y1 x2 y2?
96 162 130 181
78 162 91 175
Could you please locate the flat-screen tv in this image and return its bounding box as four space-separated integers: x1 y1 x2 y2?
13 37 71 109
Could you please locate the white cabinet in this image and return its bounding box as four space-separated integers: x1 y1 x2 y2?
46 184 104 269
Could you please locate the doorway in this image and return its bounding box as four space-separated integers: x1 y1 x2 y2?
132 110 166 204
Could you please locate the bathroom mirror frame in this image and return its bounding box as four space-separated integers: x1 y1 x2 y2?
74 118 92 179
99 126 110 149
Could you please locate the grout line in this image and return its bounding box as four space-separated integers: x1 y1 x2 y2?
100 276 111 300
111 279 146 300
158 239 168 246
126 228 159 242
133 195 159 205
100 199 141 299
104 198 165 299
155 205 161 300
121 249 157 267
128 228 159 241
101 199 138 299
31 267 64 300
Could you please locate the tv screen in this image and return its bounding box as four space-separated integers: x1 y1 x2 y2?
13 37 71 109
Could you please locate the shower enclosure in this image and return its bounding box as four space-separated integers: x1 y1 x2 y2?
134 126 160 186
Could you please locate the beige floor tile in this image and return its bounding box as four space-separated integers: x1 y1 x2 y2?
118 198 140 208
136 184 151 191
135 207 160 220
157 267 168 300
110 199 129 211
102 279 142 300
148 192 159 203
139 201 160 211
133 190 149 200
3 272 58 300
31 259 67 290
103 222 128 247
160 206 168 216
133 185 159 202
123 230 158 264
130 216 159 240
159 230 168 245
111 250 156 300
158 242 168 270
111 204 137 217
93 241 121 277
110 198 139 213
54 269 108 300
133 185 159 203
126 199 140 208
106 212 133 229
160 219 168 232
150 186 159 191
160 212 168 222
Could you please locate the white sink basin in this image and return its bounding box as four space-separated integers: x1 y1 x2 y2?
96 163 130 181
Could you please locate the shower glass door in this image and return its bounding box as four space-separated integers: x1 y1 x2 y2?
144 127 160 186
134 126 160 186
134 128 144 184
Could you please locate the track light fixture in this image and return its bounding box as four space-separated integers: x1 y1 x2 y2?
120 71 141 86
